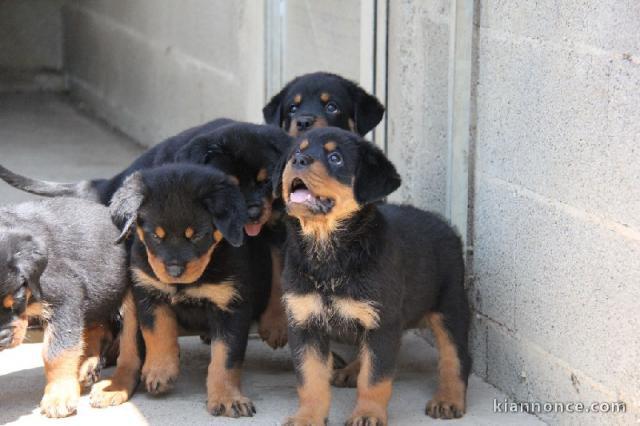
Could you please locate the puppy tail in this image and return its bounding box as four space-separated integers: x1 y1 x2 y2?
0 164 100 201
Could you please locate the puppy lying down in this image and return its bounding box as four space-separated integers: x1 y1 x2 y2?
0 198 128 418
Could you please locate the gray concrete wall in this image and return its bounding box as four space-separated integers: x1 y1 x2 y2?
470 1 640 423
62 0 265 147
386 0 450 215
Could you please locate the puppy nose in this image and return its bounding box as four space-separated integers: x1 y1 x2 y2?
296 115 316 132
166 264 185 278
292 152 314 169
247 205 262 221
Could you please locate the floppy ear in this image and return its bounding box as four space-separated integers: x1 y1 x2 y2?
13 234 48 299
202 180 249 247
353 141 401 204
109 172 147 244
348 84 385 136
175 136 212 164
263 87 287 128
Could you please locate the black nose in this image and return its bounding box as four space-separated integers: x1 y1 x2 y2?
247 205 262 221
166 264 185 278
292 152 314 169
296 115 316 132
0 328 13 347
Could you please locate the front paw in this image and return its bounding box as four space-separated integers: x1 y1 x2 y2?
258 309 289 349
79 356 103 387
426 397 465 419
283 414 327 426
90 376 136 407
141 361 179 394
345 415 386 426
40 380 80 418
207 394 256 417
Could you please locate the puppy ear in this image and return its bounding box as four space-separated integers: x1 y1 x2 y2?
263 87 287 128
109 172 147 244
353 141 401 204
13 234 48 299
348 84 385 136
175 135 211 164
202 179 248 247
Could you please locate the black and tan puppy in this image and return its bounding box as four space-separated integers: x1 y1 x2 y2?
90 164 271 417
0 198 128 418
263 71 385 137
273 128 471 425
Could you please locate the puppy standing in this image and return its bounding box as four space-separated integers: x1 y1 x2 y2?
273 128 471 425
0 198 128 417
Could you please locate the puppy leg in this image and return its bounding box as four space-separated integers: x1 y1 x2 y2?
346 330 400 426
91 291 141 407
283 326 332 426
258 246 288 348
79 323 113 387
139 302 180 394
206 306 254 417
40 308 84 418
425 311 470 419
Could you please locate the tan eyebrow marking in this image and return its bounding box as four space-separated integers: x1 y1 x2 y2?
213 230 223 242
299 139 309 151
323 141 337 152
294 94 302 104
320 92 330 103
154 227 166 239
185 227 195 239
257 168 268 182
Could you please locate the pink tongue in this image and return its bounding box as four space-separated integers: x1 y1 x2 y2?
290 189 312 203
244 223 263 236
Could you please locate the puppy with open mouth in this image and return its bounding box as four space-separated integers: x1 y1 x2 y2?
273 128 471 425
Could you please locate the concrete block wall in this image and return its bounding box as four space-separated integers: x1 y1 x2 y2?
386 0 450 215
62 0 265 147
470 1 640 423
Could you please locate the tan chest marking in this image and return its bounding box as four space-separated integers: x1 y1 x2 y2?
132 268 176 296
283 293 380 330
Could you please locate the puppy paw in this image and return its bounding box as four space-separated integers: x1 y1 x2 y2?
141 362 178 395
345 415 386 426
90 377 135 407
40 380 80 418
258 309 288 349
207 394 256 417
282 414 327 426
79 356 103 387
426 397 465 419
331 365 359 388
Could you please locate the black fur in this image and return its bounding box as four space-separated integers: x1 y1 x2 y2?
274 128 471 423
263 72 385 136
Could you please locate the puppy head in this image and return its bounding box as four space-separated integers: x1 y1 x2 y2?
176 122 293 238
273 128 400 240
263 72 385 137
110 164 248 284
0 231 47 350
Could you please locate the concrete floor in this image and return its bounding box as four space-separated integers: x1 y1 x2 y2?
0 94 542 425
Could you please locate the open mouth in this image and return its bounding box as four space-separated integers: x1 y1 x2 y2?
288 178 334 213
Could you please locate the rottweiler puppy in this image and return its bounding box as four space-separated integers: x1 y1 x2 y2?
175 122 292 348
263 71 385 137
273 128 471 425
0 198 128 418
90 164 271 418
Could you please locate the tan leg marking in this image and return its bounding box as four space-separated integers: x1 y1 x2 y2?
40 341 83 418
207 341 255 417
426 312 466 419
346 347 392 426
79 323 113 387
332 297 380 329
140 304 180 394
283 292 325 327
90 291 142 407
283 347 332 426
258 247 289 349
332 358 361 388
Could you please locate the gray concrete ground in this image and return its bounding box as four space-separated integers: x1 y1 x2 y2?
0 94 542 425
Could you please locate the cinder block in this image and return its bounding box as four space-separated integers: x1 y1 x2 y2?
474 176 640 406
386 1 449 214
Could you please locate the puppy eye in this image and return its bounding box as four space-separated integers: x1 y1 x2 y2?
288 104 298 115
325 102 339 114
328 152 343 165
